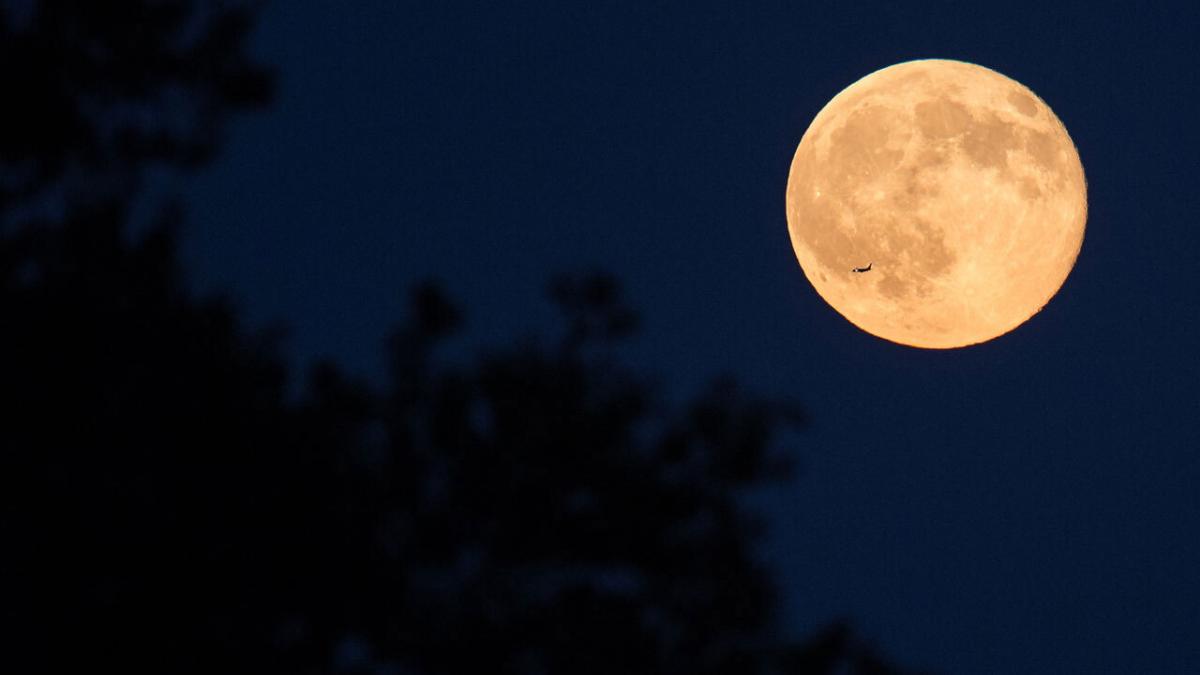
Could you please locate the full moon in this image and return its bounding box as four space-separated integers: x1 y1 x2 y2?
785 59 1086 348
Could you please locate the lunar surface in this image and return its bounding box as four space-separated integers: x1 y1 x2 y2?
785 59 1086 348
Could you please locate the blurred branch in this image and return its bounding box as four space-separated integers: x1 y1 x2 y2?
0 0 274 228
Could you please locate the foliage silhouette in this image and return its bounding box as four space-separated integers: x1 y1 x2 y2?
0 0 272 226
0 1 924 673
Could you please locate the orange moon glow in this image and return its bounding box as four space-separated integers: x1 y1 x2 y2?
785 59 1086 348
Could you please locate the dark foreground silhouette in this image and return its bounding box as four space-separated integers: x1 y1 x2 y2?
2 209 919 675
0 2 923 673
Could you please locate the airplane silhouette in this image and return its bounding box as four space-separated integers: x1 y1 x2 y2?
852 262 873 273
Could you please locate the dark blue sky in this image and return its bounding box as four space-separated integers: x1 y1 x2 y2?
183 2 1200 672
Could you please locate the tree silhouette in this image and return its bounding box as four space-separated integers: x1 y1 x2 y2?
0 2 923 673
0 0 272 226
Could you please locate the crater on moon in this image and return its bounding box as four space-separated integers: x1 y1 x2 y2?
785 59 1087 348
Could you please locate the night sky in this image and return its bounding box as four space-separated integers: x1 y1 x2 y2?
181 2 1200 672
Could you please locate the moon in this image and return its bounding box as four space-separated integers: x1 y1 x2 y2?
785 59 1086 348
